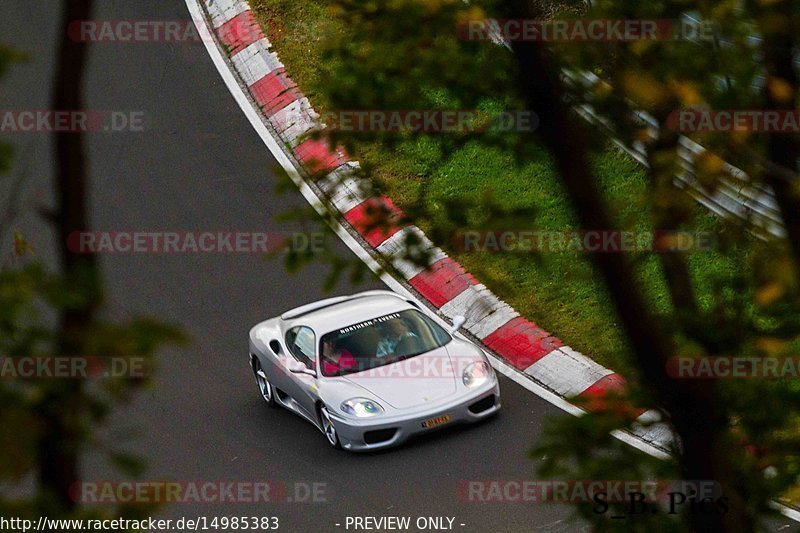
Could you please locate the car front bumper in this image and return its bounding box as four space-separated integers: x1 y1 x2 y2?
328 380 501 452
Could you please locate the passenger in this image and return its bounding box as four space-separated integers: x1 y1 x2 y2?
376 319 418 357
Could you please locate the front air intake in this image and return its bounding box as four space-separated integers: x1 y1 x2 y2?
468 395 496 414
364 428 398 444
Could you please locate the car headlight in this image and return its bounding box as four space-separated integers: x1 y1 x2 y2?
341 398 384 417
462 361 491 388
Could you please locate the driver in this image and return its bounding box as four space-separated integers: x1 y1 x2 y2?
321 339 357 375
376 319 418 357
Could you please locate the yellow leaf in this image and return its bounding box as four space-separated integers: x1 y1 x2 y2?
756 282 785 306
629 40 652 56
731 129 751 144
634 126 651 142
696 151 725 174
594 80 613 99
693 151 726 190
13 230 34 257
755 337 789 355
456 6 485 25
767 76 794 104
619 71 668 109
669 81 702 106
420 0 452 15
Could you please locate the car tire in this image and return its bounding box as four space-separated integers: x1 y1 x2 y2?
319 404 342 450
252 356 277 408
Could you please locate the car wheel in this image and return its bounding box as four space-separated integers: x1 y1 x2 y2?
252 356 276 407
319 405 342 449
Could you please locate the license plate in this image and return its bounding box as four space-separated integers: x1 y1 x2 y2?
421 415 451 428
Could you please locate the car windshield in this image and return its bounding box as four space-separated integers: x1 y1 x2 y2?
319 309 451 377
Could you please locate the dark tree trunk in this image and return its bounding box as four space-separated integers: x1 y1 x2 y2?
758 1 800 277
506 2 750 530
646 126 699 316
39 0 96 514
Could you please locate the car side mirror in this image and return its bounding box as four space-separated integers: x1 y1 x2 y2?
287 358 316 377
449 315 466 334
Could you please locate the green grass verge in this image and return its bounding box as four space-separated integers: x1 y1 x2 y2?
250 0 756 380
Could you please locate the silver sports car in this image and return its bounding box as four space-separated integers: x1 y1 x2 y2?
248 290 501 451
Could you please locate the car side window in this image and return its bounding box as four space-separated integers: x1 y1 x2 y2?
285 326 316 369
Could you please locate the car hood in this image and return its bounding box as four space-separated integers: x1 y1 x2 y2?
339 346 458 409
338 341 485 410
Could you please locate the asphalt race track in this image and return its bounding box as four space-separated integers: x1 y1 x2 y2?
1 1 586 531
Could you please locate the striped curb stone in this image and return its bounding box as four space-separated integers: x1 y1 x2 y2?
230 40 282 86
523 346 616 399
343 196 408 248
216 10 264 55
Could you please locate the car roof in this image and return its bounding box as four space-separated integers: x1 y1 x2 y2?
282 291 415 336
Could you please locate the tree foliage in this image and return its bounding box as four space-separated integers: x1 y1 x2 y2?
0 3 187 524
279 0 800 529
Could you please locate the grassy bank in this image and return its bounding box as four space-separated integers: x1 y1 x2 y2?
251 0 756 379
